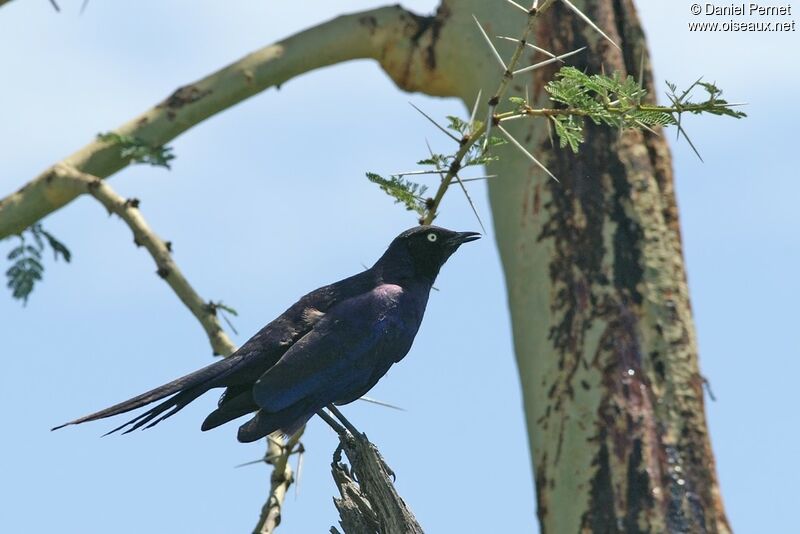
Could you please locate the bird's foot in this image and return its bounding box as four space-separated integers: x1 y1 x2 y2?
327 404 366 440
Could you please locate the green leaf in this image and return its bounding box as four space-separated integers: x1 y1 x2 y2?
551 115 584 153
445 116 468 134
5 237 44 305
486 136 507 147
5 224 73 303
366 172 428 215
417 153 448 167
98 132 176 169
39 228 72 262
7 246 24 261
214 302 238 316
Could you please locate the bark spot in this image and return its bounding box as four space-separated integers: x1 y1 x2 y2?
358 15 378 35
582 439 619 533
624 438 654 533
535 454 549 533
159 85 212 120
407 2 450 71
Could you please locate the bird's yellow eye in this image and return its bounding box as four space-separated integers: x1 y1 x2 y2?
427 233 437 242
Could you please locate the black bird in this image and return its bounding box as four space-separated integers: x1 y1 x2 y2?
53 226 479 442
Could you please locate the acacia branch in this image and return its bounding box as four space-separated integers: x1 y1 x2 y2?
254 431 304 534
52 164 235 356
52 164 301 532
421 1 557 224
0 5 426 239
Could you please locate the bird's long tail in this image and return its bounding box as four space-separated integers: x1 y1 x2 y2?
52 355 243 434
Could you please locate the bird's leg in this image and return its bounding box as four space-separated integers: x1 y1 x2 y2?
316 409 348 437
327 404 364 438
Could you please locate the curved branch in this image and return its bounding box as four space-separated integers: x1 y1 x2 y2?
0 4 434 239
52 164 236 356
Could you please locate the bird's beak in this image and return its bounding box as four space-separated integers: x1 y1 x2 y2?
451 231 482 245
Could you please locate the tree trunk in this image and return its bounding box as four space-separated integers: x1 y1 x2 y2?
479 2 731 532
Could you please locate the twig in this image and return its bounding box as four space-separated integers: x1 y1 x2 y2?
254 430 304 534
53 165 235 356
422 2 558 224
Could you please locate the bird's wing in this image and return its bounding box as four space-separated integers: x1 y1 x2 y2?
252 284 416 413
213 269 378 385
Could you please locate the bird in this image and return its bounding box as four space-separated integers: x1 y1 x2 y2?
52 225 480 443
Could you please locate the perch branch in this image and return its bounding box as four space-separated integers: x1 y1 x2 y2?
331 434 423 534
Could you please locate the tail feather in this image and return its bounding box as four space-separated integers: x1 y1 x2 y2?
236 403 314 443
103 387 207 436
52 355 243 431
202 390 257 431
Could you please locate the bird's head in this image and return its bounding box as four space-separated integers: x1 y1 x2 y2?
377 225 481 283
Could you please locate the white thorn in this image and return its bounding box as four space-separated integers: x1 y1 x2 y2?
452 173 487 234
358 396 406 411
513 46 587 75
482 107 494 151
390 169 448 177
560 0 620 50
460 174 499 183
497 36 561 61
497 124 559 182
409 102 460 143
504 0 530 13
470 88 483 128
473 15 508 71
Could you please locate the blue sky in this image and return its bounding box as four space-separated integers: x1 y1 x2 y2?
1 2 797 533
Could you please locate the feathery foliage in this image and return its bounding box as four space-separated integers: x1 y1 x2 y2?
6 224 71 304
366 173 429 216
206 300 240 335
541 67 745 153
97 132 176 169
368 64 745 215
